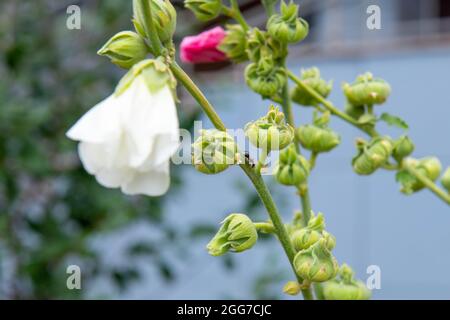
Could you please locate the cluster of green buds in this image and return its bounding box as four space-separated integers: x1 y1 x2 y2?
246 28 287 63
290 212 335 251
267 1 309 44
342 72 391 106
184 0 222 21
192 129 238 175
293 237 339 283
392 135 415 163
352 137 394 175
245 57 286 98
274 144 310 186
322 264 371 300
442 167 450 193
207 213 258 256
397 157 442 194
296 112 340 153
291 67 333 107
133 0 176 46
98 0 177 68
245 105 294 151
219 24 249 63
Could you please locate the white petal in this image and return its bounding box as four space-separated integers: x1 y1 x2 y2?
121 161 171 196
118 78 180 168
66 94 121 144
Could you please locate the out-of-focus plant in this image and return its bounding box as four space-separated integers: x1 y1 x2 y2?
0 1 204 299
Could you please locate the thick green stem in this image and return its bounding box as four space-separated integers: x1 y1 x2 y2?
254 222 276 234
255 148 269 174
171 61 314 300
404 164 450 205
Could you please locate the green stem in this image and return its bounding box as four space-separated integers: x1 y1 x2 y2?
287 70 380 137
255 148 269 174
309 152 318 170
222 1 250 31
170 62 226 131
139 0 163 56
171 61 314 300
261 0 276 17
254 222 276 234
404 163 450 205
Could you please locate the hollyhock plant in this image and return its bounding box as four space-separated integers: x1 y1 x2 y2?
180 26 227 64
67 59 180 196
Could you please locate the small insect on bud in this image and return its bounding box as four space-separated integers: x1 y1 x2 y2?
342 72 391 106
392 135 415 163
274 144 310 186
245 105 294 151
293 238 339 283
245 57 286 98
192 129 237 175
352 137 393 175
218 24 249 63
185 0 222 22
397 157 442 194
322 264 371 300
442 167 450 192
133 0 177 45
267 1 309 44
246 28 287 63
291 67 333 107
97 31 148 69
207 213 258 256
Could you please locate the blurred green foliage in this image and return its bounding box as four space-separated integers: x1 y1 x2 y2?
0 0 201 299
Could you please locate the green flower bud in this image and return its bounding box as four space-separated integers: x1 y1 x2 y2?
274 144 310 186
291 67 333 107
245 105 294 150
322 231 336 251
283 281 301 296
343 72 391 106
297 125 340 153
291 229 321 251
246 28 287 63
185 0 222 22
245 57 286 98
344 102 365 120
192 129 237 175
441 167 450 192
218 24 249 63
267 1 309 44
352 137 393 175
207 213 258 256
392 135 415 162
97 31 148 69
293 238 339 282
323 264 371 300
397 157 442 194
133 0 176 45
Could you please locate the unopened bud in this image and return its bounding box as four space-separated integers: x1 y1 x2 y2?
185 0 222 22
392 135 415 162
343 72 391 106
352 137 393 175
218 24 248 63
245 106 294 150
267 1 309 44
207 213 258 256
291 67 332 107
98 31 148 69
275 144 310 186
192 129 237 175
442 167 450 192
245 57 286 98
323 263 371 300
246 28 287 63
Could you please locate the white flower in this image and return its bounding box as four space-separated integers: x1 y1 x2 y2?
66 72 179 196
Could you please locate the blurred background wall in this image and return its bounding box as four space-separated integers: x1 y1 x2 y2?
1 0 449 299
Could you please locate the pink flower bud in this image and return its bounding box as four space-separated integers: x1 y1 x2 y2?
180 26 227 64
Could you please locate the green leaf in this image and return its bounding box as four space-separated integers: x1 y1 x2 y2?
380 113 409 130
